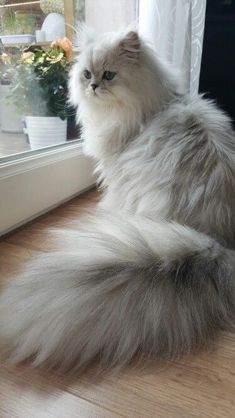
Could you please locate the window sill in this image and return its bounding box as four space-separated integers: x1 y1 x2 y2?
0 141 85 179
0 142 95 236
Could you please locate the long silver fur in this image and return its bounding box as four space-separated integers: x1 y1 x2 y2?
0 28 235 371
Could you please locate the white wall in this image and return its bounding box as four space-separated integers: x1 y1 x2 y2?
85 0 138 32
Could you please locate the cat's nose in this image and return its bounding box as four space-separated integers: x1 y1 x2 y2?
91 83 98 91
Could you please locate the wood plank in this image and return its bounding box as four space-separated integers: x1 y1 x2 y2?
0 366 121 418
53 335 235 418
64 0 75 41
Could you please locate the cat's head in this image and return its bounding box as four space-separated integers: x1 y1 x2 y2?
69 25 180 117
69 26 149 109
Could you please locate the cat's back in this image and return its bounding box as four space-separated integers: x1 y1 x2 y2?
123 94 235 181
157 94 234 149
150 95 235 246
104 95 235 247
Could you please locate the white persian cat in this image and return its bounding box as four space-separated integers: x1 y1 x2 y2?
0 27 235 371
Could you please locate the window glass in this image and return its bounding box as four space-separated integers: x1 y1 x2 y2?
0 0 85 158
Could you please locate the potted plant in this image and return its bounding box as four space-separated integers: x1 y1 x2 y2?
8 38 75 149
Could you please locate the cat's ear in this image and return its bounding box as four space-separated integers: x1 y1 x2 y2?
119 31 141 61
74 23 96 53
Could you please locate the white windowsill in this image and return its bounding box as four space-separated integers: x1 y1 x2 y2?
0 141 95 236
0 141 84 179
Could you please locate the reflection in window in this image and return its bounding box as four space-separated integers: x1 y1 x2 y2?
0 1 84 158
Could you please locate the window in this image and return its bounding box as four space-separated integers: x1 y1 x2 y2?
0 0 86 158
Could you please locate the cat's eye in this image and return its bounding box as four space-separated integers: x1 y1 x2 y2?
84 69 92 79
102 71 116 81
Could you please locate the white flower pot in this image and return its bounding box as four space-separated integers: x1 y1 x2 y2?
0 84 23 133
24 116 67 149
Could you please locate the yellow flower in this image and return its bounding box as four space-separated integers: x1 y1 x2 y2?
38 56 45 64
22 51 35 64
51 37 73 61
47 52 64 64
1 53 11 64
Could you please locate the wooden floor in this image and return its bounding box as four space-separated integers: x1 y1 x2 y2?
0 189 235 418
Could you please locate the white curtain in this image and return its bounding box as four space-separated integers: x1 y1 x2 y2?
139 0 207 97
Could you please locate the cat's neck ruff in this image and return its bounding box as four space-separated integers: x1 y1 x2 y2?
80 99 144 160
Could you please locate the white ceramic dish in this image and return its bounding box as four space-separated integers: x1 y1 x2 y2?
0 34 36 44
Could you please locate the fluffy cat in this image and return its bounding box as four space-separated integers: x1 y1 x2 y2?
0 27 235 371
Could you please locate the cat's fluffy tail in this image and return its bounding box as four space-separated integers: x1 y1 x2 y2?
0 212 235 371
